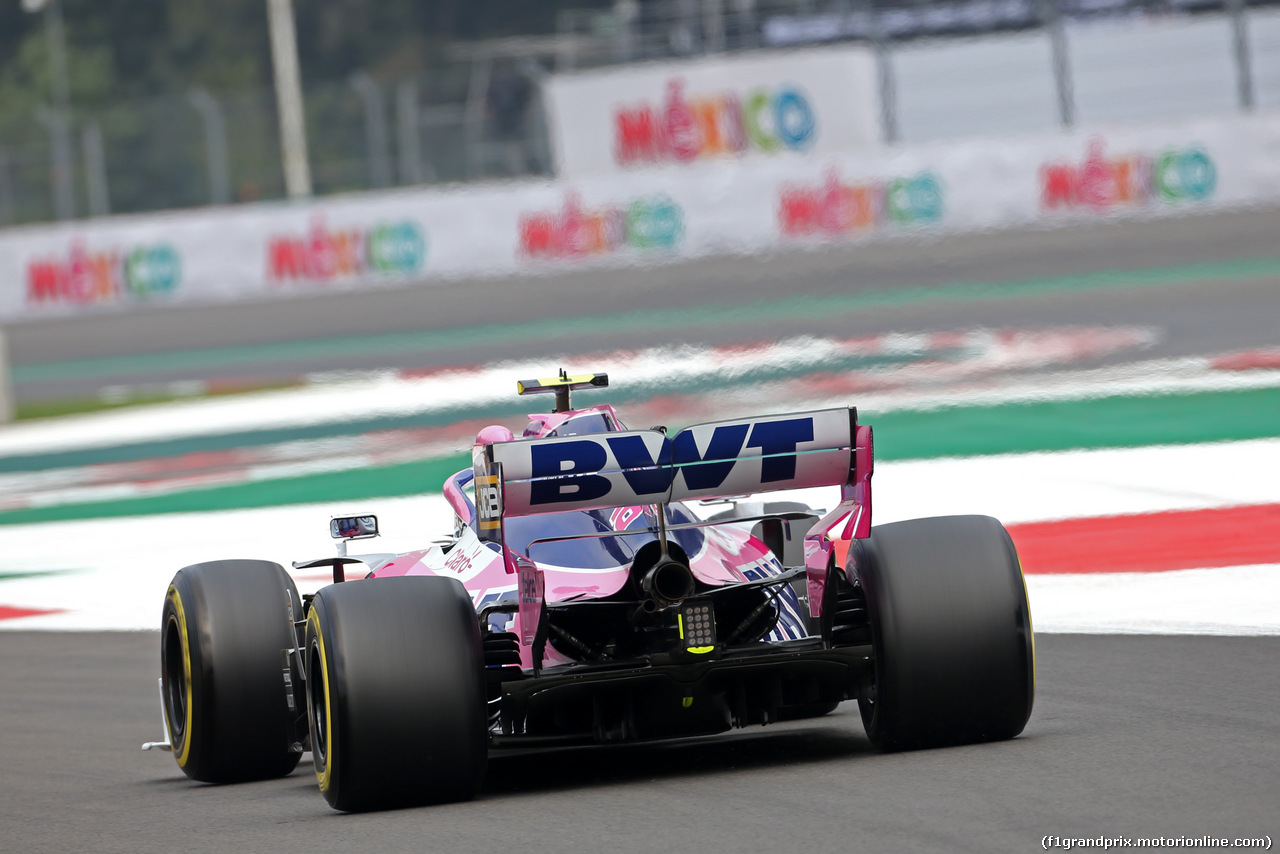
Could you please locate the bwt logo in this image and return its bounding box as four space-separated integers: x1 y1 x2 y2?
528 417 815 505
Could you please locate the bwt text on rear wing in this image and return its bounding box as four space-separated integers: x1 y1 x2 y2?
473 406 871 524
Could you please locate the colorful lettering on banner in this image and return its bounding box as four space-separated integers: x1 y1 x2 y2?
26 239 181 307
613 78 817 167
777 167 943 238
518 191 684 261
1039 138 1216 212
266 215 426 284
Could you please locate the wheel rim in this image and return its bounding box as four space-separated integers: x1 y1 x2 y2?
162 614 187 743
308 641 327 770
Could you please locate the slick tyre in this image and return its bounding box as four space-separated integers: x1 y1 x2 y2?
305 576 487 812
161 560 303 782
851 515 1035 750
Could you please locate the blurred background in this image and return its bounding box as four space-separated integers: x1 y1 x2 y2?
0 0 1277 628
2 9 1278 844
1 0 1277 222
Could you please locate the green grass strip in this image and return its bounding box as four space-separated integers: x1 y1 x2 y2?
871 386 1280 460
0 569 81 581
0 348 947 472
2 387 1277 526
0 455 470 527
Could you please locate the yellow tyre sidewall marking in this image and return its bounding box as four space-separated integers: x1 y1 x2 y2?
308 607 335 794
165 584 195 769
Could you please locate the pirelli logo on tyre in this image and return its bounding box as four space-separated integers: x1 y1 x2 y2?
476 473 503 531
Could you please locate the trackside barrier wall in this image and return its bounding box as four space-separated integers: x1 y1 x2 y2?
2 108 1280 324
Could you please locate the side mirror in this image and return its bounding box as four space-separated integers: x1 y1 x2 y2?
330 515 378 540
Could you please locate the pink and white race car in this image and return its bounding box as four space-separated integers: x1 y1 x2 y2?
149 371 1034 811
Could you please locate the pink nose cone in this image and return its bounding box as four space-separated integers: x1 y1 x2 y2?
474 425 515 446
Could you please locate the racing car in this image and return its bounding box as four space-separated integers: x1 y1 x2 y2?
146 371 1034 811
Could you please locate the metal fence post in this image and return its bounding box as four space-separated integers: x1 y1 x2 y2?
81 120 109 217
702 0 726 54
351 72 391 189
1044 0 1075 129
463 56 492 179
519 58 553 176
870 1 899 144
0 326 14 424
0 149 14 225
40 0 76 220
266 0 312 198
396 78 424 186
187 88 232 204
1228 0 1255 111
36 108 76 220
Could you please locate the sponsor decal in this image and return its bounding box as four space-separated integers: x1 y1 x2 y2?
475 473 502 531
613 78 817 167
527 416 817 506
778 167 943 238
26 240 180 306
1039 138 1216 212
518 191 683 260
267 215 425 284
608 505 649 529
516 556 544 645
440 530 497 584
490 409 853 514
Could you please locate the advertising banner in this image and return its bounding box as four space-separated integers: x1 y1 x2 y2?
0 186 524 322
542 46 883 179
3 109 1280 324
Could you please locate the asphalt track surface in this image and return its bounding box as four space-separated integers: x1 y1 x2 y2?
10 206 1280 400
1 631 1275 853
4 211 1279 854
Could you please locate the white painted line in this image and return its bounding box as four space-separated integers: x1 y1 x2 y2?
870 437 1280 525
1028 564 1280 635
3 440 1277 634
0 326 1168 458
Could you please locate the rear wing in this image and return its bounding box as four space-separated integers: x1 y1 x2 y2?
473 408 860 525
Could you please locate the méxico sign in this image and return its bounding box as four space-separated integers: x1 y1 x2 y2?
544 47 882 178
1039 138 1216 212
266 216 426 285
26 239 181 307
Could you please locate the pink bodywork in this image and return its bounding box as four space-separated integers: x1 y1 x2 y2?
372 404 873 667
804 423 874 617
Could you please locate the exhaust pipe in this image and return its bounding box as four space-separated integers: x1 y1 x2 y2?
640 559 696 609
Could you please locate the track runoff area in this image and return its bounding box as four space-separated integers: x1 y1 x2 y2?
0 322 1277 635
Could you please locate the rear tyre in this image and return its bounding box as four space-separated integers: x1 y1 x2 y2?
161 560 303 782
305 576 487 812
852 515 1034 750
